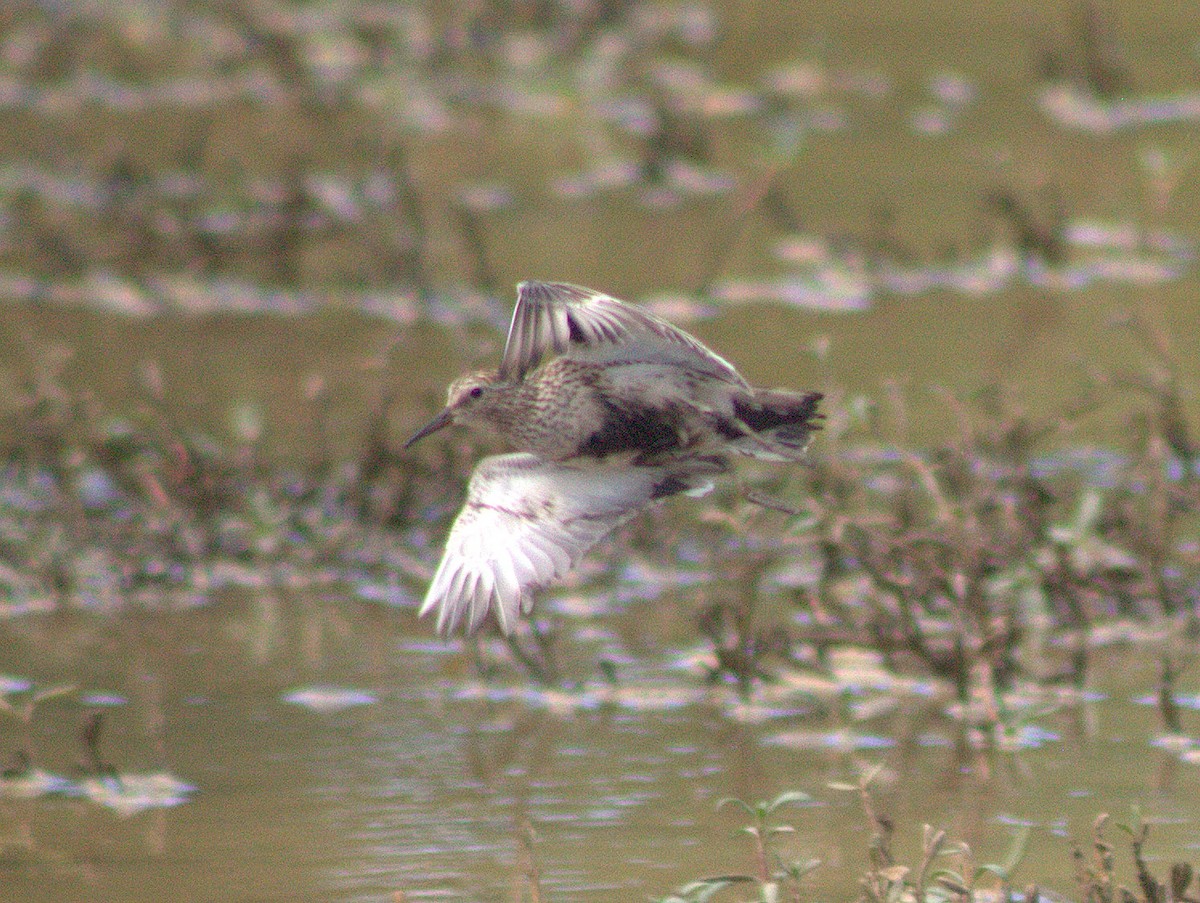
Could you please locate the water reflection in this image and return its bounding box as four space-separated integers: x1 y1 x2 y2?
2 601 1199 901
3 0 1200 899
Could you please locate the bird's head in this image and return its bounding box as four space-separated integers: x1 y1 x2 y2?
405 371 503 448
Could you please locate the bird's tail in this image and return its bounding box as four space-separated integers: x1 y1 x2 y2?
729 390 823 460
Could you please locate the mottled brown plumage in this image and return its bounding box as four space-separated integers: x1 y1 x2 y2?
408 281 823 634
408 281 823 464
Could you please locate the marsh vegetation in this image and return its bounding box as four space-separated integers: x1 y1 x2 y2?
1 0 1200 900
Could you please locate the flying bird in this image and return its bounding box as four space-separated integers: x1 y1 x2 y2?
408 281 822 634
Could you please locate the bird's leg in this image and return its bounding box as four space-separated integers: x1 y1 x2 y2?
741 486 806 516
730 414 792 458
502 625 560 686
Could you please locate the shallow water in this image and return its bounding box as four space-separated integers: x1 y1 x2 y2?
3 0 1200 899
3 597 1200 902
1 0 1199 459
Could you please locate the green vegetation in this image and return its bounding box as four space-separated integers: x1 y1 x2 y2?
1 0 1199 898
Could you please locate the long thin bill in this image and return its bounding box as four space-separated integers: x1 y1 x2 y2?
405 407 454 448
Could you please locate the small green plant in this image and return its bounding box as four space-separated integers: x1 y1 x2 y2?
831 764 1029 903
1074 808 1200 903
656 791 820 903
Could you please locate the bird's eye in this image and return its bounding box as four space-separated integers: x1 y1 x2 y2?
469 386 484 399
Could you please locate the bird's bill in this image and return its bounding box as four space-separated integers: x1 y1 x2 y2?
405 407 454 448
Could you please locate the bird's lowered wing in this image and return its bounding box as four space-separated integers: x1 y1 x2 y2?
420 452 723 634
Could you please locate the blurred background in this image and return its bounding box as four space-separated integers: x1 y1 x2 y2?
2 1 1200 901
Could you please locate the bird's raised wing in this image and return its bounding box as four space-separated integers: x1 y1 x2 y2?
420 452 722 634
499 281 747 386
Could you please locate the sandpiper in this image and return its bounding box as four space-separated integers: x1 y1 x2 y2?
408 281 822 634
